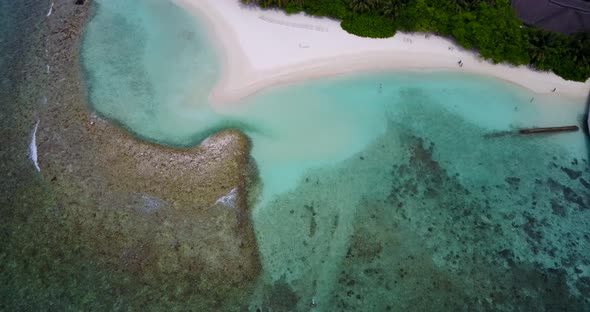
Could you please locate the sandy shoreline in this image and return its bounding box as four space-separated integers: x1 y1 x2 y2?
173 0 590 106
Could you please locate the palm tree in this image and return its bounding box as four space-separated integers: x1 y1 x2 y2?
381 0 413 17
570 32 590 64
347 0 378 13
381 0 396 18
381 0 402 19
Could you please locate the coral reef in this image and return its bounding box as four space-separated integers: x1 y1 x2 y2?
0 1 261 310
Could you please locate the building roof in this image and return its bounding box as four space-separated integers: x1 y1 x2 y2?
512 0 590 34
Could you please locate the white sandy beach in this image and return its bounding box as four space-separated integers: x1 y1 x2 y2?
172 0 590 106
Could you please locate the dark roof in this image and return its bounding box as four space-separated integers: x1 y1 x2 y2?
512 0 590 34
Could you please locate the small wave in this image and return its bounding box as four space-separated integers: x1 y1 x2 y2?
215 187 238 209
47 2 54 17
30 120 40 172
133 193 168 214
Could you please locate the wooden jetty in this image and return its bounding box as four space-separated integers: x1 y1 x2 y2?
519 125 579 135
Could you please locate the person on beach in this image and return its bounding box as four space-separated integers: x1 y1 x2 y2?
552 88 557 92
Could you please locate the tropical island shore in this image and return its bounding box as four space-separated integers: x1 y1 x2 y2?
173 0 590 106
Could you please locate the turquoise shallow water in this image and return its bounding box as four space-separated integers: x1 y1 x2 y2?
81 0 590 310
82 0 222 145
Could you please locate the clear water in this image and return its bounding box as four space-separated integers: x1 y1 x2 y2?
85 0 590 309
238 75 590 310
82 0 223 145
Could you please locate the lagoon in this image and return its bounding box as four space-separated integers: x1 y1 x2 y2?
81 0 590 309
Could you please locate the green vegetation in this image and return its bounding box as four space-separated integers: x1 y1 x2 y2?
341 14 396 38
241 0 590 82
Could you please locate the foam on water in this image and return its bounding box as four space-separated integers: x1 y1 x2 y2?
46 2 53 17
81 0 590 309
29 120 40 172
216 187 238 209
